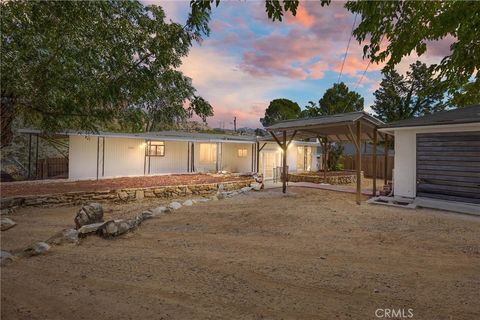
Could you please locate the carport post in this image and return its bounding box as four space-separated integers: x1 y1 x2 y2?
356 121 362 205
384 134 389 185
282 130 287 193
323 137 328 180
372 129 377 197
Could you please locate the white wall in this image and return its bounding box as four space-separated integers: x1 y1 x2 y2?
148 141 189 174
392 124 480 198
221 143 253 173
103 137 145 178
69 136 99 180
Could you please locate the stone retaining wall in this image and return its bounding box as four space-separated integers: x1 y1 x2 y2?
0 180 253 210
288 171 363 185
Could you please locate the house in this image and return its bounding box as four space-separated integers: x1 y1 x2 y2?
19 130 318 181
379 105 480 214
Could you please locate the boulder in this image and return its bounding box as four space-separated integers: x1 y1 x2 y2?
210 195 219 201
74 203 104 229
168 202 182 210
23 242 50 257
216 192 225 200
0 250 14 266
183 200 193 206
46 228 79 245
218 184 225 192
250 182 262 191
135 190 144 200
77 222 106 235
99 219 139 237
0 217 16 231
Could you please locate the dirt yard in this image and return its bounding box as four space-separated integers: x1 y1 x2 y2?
1 188 479 320
0 173 252 197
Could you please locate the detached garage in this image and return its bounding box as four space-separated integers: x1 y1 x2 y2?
380 105 480 214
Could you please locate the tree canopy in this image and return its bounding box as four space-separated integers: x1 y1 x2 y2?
1 1 213 147
189 0 479 106
260 99 301 127
372 61 446 123
301 82 364 117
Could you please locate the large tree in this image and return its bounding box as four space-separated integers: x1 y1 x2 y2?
260 98 301 127
189 0 479 106
301 82 364 117
1 1 212 147
372 61 446 123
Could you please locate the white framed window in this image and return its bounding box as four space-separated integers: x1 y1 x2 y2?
199 143 217 164
237 148 247 158
148 141 165 157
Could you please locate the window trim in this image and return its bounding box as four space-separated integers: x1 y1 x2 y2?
148 141 165 157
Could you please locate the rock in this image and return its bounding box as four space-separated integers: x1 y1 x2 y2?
373 288 380 293
240 186 253 193
23 242 50 257
168 202 182 210
74 203 104 229
142 206 170 220
77 222 105 235
118 191 129 201
0 250 14 266
100 219 136 237
183 200 193 206
250 182 262 191
211 195 219 201
0 217 16 231
218 184 225 192
216 192 225 200
46 228 79 245
135 190 144 200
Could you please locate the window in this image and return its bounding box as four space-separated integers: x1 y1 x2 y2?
237 148 247 158
199 143 217 164
148 141 165 157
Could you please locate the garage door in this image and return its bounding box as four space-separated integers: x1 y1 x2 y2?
416 131 480 204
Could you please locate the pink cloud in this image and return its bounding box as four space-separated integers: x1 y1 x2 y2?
285 2 315 28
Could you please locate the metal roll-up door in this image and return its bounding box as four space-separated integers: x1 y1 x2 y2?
416 131 480 204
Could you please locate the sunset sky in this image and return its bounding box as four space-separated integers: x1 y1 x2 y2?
158 1 452 129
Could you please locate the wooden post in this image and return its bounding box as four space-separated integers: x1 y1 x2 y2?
384 134 389 184
356 121 362 205
282 130 287 193
323 137 327 180
372 129 377 197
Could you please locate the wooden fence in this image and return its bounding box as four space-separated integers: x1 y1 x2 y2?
342 155 394 180
36 157 68 179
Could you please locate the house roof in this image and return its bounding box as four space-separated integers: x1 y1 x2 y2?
265 111 386 142
18 129 257 144
381 105 480 129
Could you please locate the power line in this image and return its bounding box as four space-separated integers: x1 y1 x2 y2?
337 13 358 84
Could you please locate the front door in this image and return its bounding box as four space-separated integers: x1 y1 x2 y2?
260 151 279 180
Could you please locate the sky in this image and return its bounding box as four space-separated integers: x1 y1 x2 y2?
154 1 452 130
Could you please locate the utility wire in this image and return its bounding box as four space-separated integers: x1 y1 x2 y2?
337 13 358 84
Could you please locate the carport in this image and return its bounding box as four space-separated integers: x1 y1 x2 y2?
266 111 388 204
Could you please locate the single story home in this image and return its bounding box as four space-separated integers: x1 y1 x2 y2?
379 105 480 213
19 130 318 181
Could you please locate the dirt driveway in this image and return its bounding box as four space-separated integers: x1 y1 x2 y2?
1 188 479 320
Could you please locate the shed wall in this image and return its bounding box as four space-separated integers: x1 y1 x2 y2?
393 124 480 198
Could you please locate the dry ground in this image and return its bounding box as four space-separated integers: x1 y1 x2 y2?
1 188 479 320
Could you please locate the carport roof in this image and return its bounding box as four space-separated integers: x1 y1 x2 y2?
266 111 386 142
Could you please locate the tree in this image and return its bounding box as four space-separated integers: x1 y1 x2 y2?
1 1 213 147
372 61 446 123
301 82 364 117
189 0 479 105
260 99 301 127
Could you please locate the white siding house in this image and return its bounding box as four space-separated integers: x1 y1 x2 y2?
21 130 320 181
